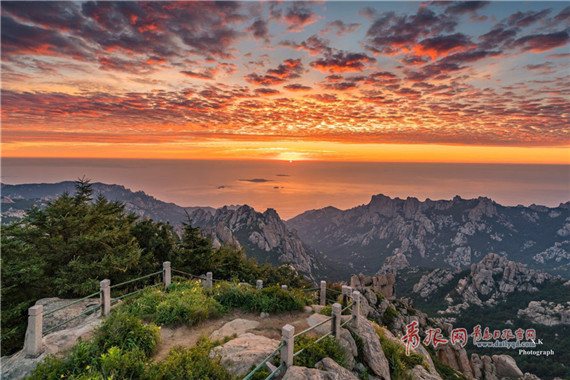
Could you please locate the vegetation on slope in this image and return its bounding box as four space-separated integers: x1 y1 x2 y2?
29 274 313 379
1 179 310 356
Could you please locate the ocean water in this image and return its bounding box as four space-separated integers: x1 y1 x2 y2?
2 158 569 219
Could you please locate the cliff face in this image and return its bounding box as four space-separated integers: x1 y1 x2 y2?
287 194 570 278
189 205 317 278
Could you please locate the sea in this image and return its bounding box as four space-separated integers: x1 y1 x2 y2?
2 158 569 220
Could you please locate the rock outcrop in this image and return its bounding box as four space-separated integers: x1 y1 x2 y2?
517 300 570 326
348 318 391 379
209 318 260 341
469 353 526 380
209 333 280 377
378 253 410 274
190 205 317 278
350 273 396 299
412 269 454 298
434 253 555 315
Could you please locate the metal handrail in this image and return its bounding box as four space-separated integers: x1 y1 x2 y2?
342 302 354 313
242 342 284 380
293 316 333 338
172 268 204 280
43 304 101 336
315 331 333 344
110 271 163 289
265 362 285 380
111 282 162 302
341 315 354 328
43 291 100 317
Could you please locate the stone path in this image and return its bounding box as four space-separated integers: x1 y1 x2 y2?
153 308 312 361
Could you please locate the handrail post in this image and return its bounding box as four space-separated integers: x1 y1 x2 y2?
342 285 348 306
352 290 360 328
281 284 288 290
332 303 341 339
320 280 326 306
281 324 295 369
100 279 111 316
206 272 213 289
163 262 171 290
25 305 43 357
256 280 263 290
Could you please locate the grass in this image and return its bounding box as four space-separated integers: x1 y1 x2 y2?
371 322 428 380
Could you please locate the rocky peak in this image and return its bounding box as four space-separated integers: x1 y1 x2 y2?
189 204 315 277
441 253 554 314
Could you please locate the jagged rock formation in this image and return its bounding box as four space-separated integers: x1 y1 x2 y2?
189 205 318 277
378 253 410 274
440 253 554 314
412 269 454 299
350 273 396 299
287 194 570 278
517 300 570 326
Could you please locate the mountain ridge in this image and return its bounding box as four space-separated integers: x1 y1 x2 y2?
3 181 569 279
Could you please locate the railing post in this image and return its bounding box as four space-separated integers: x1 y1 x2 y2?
342 285 348 306
281 284 288 290
24 305 43 357
100 279 111 316
281 324 295 369
332 303 341 339
206 272 213 289
256 280 263 290
163 262 171 291
320 280 326 306
352 290 360 328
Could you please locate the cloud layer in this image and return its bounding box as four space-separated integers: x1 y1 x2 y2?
2 1 569 156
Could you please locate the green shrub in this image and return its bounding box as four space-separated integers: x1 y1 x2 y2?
319 305 332 316
212 283 310 313
382 306 399 326
124 281 222 326
28 339 100 380
99 346 148 379
370 322 427 379
292 335 348 368
151 337 235 379
93 311 160 357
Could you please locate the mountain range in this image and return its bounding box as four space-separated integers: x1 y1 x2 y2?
2 181 569 280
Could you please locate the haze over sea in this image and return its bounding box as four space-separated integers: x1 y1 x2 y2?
2 158 569 220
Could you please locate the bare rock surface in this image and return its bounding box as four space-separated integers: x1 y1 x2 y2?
492 354 524 379
210 333 280 377
348 318 390 380
307 313 333 336
209 318 259 340
517 300 570 326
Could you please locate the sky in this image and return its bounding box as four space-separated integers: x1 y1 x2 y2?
1 1 569 163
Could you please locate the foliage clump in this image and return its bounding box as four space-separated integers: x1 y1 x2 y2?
382 305 399 326
292 335 348 369
372 322 427 379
